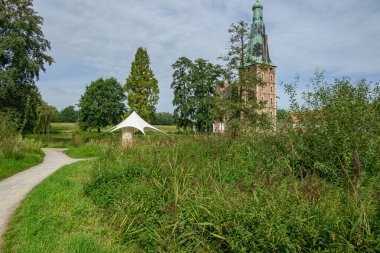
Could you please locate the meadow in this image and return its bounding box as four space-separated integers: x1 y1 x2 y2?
3 131 380 252
0 118 44 180
2 79 380 252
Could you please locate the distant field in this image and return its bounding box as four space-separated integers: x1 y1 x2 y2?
49 123 177 133
50 123 79 133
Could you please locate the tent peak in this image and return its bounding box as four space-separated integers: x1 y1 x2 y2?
110 111 165 135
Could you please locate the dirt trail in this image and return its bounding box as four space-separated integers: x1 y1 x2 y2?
0 148 82 250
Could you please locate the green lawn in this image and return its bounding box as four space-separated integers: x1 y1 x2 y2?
3 161 127 253
65 142 104 158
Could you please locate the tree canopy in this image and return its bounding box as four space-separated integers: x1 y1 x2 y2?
0 0 53 130
171 57 223 132
151 112 175 126
124 47 159 122
79 77 126 132
59 106 78 123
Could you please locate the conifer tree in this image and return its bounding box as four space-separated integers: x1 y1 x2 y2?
124 47 159 122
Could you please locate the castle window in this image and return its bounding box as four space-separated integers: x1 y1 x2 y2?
270 97 273 104
270 75 273 81
270 86 273 92
261 96 264 101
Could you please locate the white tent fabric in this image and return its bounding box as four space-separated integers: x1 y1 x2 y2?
110 111 165 135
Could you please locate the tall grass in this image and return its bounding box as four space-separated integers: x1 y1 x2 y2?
84 136 380 252
0 117 44 180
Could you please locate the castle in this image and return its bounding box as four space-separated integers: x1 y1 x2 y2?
213 0 276 133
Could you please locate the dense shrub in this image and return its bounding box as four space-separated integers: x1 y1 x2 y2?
282 73 380 181
85 136 380 252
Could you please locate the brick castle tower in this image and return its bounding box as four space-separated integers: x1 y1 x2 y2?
245 0 277 118
213 0 276 133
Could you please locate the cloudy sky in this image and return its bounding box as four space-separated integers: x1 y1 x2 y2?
33 0 380 112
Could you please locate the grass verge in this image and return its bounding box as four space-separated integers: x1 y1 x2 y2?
65 143 104 159
3 160 127 253
0 150 44 181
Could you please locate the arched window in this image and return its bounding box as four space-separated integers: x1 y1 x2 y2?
270 97 273 104
270 86 273 92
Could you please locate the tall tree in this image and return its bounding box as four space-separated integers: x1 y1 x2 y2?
0 0 53 130
124 47 159 122
171 57 222 132
217 21 269 137
79 77 125 132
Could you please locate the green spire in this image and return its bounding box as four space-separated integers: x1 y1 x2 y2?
253 0 263 9
245 0 273 66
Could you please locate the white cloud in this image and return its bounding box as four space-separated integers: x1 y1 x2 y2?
33 0 380 110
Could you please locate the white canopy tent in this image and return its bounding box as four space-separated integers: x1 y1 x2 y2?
110 111 165 135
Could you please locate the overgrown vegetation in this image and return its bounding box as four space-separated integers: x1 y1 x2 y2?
0 116 44 180
4 74 379 251
282 71 380 180
83 135 379 252
80 75 379 252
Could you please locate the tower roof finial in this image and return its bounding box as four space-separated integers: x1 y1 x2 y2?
253 0 263 9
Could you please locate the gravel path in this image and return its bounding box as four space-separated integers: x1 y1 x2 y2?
0 148 83 249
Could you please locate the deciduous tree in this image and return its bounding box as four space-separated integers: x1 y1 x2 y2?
171 57 222 132
59 106 78 123
0 0 53 130
79 78 125 132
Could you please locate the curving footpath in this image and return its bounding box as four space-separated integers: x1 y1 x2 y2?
0 148 83 250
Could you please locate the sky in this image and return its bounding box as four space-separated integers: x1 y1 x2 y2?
32 0 380 112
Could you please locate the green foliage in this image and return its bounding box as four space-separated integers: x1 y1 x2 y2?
124 47 159 122
171 57 223 132
282 70 380 180
49 106 60 122
151 112 175 125
79 77 126 132
220 20 249 73
277 109 291 123
0 114 23 157
34 102 57 134
59 105 79 123
0 0 53 131
83 136 380 252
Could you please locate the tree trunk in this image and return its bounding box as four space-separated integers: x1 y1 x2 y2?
97 128 100 133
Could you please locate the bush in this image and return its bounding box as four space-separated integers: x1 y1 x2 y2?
282 72 380 181
0 116 25 157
